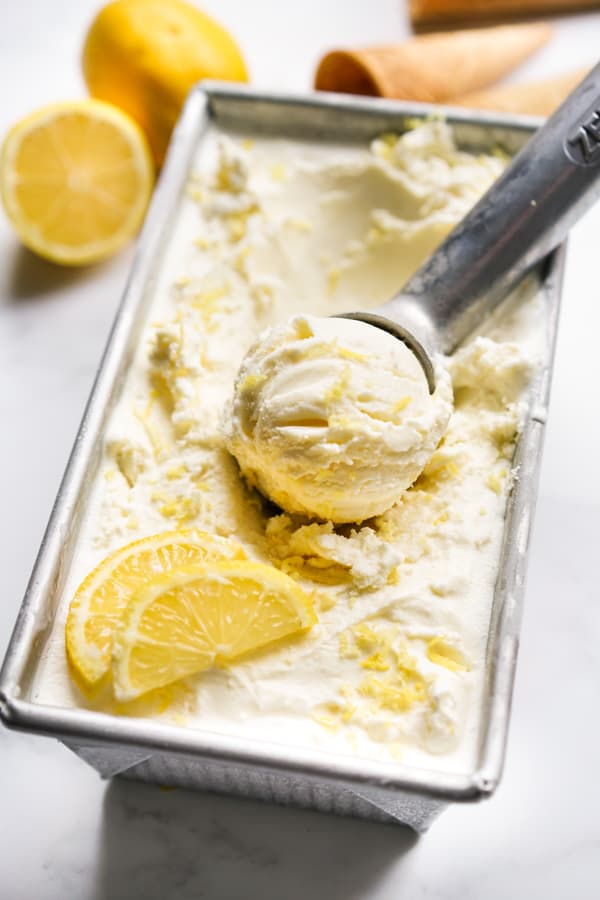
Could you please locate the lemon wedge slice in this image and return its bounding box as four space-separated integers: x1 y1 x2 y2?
66 529 246 689
0 99 154 265
112 561 317 701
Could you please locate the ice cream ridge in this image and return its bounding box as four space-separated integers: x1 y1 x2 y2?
32 119 545 773
225 314 452 522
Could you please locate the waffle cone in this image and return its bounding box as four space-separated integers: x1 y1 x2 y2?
453 68 590 116
409 1 600 30
314 23 552 102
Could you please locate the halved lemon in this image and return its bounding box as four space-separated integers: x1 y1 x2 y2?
66 529 246 689
112 561 317 701
0 99 154 265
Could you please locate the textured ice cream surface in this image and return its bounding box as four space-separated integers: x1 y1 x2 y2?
29 121 548 775
225 314 453 522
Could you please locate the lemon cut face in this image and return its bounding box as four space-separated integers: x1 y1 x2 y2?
112 561 316 701
66 530 246 688
0 99 154 265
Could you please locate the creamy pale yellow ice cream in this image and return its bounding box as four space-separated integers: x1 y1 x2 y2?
225 314 453 522
30 121 546 774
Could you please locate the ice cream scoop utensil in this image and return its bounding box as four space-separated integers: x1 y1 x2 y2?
343 62 600 391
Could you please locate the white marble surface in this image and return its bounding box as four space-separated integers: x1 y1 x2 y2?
1 2 600 897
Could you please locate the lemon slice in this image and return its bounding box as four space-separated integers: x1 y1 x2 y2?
112 561 317 701
66 529 246 689
0 99 154 265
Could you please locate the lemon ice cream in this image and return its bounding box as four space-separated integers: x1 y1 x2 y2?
225 314 453 522
30 120 546 774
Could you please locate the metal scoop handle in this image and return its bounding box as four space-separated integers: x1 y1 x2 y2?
382 62 600 355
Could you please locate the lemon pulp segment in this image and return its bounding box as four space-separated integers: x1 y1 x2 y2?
112 560 316 701
66 529 246 688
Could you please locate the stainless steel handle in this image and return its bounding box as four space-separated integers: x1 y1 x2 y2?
384 62 600 354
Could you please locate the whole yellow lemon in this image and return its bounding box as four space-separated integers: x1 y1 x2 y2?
82 0 248 166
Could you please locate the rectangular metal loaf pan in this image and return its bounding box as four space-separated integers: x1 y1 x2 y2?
0 84 564 832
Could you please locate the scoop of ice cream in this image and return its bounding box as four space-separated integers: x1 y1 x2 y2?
224 314 453 523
